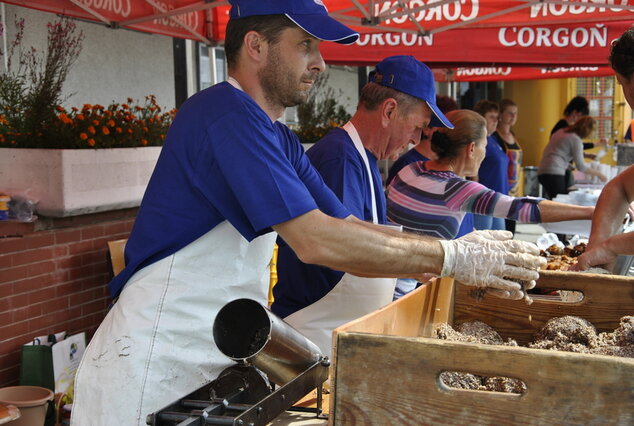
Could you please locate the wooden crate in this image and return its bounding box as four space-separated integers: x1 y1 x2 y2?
331 271 634 425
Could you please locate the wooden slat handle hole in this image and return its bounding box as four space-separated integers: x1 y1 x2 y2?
438 371 526 396
529 290 584 304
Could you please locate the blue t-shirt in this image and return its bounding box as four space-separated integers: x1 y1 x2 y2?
109 82 349 298
387 148 429 186
272 127 385 318
386 148 474 238
478 134 510 196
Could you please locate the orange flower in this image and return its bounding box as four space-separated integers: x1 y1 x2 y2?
127 129 133 134
92 120 99 126
141 139 148 146
115 127 122 133
76 114 85 120
88 138 96 147
82 104 92 110
88 126 96 135
79 133 88 140
107 119 115 127
142 127 148 133
71 107 79 112
122 104 130 110
127 97 134 103
55 105 65 112
58 113 72 124
102 126 110 135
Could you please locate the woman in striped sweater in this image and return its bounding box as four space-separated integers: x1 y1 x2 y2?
386 109 594 239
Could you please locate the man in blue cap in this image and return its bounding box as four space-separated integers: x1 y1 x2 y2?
272 55 453 354
72 2 544 424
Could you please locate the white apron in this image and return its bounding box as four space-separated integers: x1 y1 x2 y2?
71 221 276 425
284 122 397 357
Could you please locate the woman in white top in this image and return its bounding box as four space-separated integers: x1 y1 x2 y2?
537 116 607 199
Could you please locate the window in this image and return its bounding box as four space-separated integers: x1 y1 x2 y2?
576 77 614 141
198 45 226 91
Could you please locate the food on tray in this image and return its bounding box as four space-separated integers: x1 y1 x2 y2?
529 315 634 357
540 242 587 270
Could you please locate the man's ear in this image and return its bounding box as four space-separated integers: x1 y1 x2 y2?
381 98 398 127
243 31 267 63
467 141 476 158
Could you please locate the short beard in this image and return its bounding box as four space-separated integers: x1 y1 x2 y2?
258 44 312 108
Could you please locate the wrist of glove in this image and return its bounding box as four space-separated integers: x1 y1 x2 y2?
439 231 545 300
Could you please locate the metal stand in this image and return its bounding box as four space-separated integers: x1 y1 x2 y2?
146 357 330 426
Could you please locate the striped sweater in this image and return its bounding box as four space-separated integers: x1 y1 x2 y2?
387 161 542 239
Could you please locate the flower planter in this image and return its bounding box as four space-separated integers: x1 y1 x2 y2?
0 147 161 217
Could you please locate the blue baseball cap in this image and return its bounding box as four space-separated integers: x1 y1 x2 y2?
369 55 453 128
229 0 359 45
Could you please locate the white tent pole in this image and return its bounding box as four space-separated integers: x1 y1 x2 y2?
120 1 228 26
68 0 111 24
427 2 532 35
143 0 213 44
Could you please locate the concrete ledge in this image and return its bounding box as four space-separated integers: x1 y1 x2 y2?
0 147 161 217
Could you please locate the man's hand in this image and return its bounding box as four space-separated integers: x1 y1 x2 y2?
439 231 545 300
571 240 617 272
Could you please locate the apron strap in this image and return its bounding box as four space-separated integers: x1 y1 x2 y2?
342 122 379 224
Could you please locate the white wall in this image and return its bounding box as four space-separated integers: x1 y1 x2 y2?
325 65 359 115
2 5 175 111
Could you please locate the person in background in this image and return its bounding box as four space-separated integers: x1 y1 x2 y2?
538 116 607 200
71 3 544 424
494 99 522 234
272 55 453 353
386 110 595 241
551 96 607 188
550 96 589 136
574 27 634 271
472 100 508 231
387 95 474 239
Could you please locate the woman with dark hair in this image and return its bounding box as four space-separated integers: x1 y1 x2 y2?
551 96 589 136
538 116 608 200
386 110 594 240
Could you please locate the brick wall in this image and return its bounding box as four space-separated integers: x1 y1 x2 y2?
0 208 138 387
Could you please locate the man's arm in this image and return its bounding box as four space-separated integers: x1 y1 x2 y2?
588 165 634 247
573 166 634 270
273 209 545 299
273 210 443 278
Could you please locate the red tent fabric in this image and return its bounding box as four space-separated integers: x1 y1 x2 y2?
434 65 615 82
4 1 633 70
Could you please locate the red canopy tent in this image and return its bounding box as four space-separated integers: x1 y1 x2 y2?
434 65 616 82
3 0 633 71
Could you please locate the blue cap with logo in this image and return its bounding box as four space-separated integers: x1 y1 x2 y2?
369 55 453 128
229 0 359 45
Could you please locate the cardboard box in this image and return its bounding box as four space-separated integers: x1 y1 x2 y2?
331 271 634 425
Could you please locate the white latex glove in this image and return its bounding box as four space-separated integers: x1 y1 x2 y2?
439 230 546 300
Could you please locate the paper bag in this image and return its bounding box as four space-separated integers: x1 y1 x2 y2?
51 332 86 395
20 331 86 395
